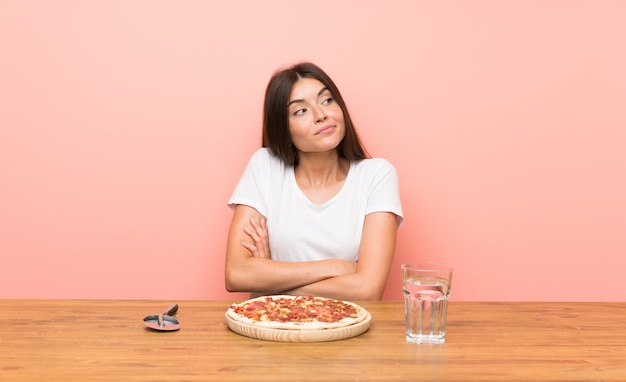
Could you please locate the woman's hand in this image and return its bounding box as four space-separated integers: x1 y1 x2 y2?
226 205 355 294
241 217 271 259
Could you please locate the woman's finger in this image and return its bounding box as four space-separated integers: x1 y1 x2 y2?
246 218 270 258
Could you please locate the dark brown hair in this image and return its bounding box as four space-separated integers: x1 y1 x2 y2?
262 62 369 166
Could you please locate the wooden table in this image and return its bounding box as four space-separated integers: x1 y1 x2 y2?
1 300 625 381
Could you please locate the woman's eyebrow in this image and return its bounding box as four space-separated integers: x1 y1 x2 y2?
287 87 329 106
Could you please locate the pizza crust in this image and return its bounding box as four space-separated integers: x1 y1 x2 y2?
226 295 369 331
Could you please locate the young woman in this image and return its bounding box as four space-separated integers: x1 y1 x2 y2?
225 62 403 300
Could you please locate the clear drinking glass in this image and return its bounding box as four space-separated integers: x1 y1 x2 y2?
402 263 453 344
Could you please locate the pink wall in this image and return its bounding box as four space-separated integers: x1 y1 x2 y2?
1 1 625 301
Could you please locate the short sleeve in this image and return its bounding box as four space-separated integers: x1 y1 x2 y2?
365 159 404 227
228 148 274 217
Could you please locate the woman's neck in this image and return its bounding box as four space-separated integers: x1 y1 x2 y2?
294 152 349 204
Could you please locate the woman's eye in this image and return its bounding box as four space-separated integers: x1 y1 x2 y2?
322 97 334 105
293 108 306 116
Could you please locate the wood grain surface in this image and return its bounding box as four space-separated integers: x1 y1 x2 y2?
1 300 625 381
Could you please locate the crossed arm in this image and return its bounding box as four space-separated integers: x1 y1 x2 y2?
224 204 399 301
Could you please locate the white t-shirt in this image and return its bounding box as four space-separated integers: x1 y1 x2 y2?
228 148 403 262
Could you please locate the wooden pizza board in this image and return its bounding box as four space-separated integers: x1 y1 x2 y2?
225 312 372 342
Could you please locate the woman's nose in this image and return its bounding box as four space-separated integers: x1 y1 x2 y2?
313 107 327 123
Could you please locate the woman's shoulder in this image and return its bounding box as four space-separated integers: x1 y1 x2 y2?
249 147 272 161
349 157 399 186
353 157 397 173
248 147 282 165
245 148 287 176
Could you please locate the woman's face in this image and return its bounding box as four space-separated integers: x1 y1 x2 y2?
287 77 345 155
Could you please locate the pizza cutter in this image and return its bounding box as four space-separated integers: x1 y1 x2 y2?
143 303 180 331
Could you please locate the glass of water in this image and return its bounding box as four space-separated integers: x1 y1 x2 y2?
402 262 453 344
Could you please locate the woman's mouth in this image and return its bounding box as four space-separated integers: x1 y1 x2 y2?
315 125 335 135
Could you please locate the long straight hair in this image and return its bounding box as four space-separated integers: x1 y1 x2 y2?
262 62 369 166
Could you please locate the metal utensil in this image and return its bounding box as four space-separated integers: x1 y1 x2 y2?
143 303 180 331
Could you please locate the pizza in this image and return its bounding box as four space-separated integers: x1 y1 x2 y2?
226 295 369 330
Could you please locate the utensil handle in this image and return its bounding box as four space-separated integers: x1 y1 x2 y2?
163 303 178 316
